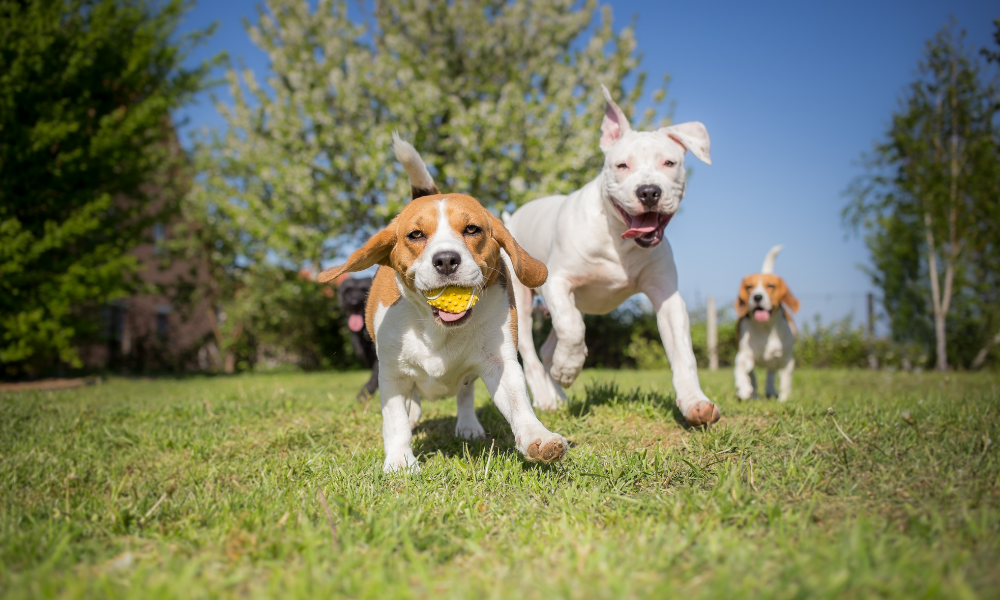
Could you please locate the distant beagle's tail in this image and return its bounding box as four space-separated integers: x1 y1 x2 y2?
761 244 783 274
392 132 440 199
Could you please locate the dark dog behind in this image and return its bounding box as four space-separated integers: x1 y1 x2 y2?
337 276 379 400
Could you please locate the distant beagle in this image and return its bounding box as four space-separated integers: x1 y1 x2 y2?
734 245 800 402
316 136 567 471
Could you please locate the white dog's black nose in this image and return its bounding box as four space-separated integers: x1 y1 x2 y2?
753 293 763 302
432 251 462 275
635 184 662 207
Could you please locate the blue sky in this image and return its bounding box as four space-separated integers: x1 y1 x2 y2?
176 1 998 329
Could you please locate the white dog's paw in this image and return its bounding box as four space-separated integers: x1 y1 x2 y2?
550 344 585 388
516 430 568 463
736 385 754 401
455 420 486 440
682 400 721 428
383 449 420 473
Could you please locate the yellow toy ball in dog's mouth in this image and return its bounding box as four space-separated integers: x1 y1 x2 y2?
425 286 479 322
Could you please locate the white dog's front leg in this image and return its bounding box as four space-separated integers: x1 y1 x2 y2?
480 359 567 462
455 376 485 439
777 359 794 402
647 288 720 427
405 390 422 429
734 347 755 400
380 381 419 472
542 278 587 389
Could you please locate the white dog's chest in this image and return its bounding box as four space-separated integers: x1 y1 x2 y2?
744 320 794 368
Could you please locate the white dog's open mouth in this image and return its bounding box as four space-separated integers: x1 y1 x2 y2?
752 308 771 322
611 201 672 247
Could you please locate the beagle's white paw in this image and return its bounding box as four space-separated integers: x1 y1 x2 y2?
455 420 486 440
383 449 420 473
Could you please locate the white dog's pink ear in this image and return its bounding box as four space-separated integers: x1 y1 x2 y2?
599 84 631 151
660 122 712 165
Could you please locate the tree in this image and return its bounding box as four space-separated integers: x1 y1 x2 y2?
187 0 669 371
845 21 1000 371
0 0 213 376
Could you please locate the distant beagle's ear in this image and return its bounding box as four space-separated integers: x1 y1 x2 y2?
317 224 397 283
487 212 547 289
734 276 751 318
660 121 712 165
779 279 800 314
599 84 632 151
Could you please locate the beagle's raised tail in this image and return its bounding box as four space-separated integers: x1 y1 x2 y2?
761 244 783 275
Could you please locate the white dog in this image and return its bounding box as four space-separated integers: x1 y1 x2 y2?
733 245 800 402
317 137 567 471
504 86 720 427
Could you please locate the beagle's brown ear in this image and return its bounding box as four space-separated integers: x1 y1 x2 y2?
779 279 800 314
317 224 396 283
487 212 547 289
734 276 752 318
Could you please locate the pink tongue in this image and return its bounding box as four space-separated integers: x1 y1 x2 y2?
753 309 770 322
622 212 661 239
348 314 364 332
438 309 468 322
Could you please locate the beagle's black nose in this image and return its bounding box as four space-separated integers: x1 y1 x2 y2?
753 293 763 302
432 251 462 275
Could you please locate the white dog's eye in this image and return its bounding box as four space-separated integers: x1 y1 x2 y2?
664 160 676 167
616 163 628 170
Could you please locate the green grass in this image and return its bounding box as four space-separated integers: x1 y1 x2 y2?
1 368 998 599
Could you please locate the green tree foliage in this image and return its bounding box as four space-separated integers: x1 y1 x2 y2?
844 21 1000 371
187 0 668 371
0 0 213 375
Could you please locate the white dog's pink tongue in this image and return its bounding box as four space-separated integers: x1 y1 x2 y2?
622 212 660 239
348 314 364 332
438 309 468 323
753 309 770 322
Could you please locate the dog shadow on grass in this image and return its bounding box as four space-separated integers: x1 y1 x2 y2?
566 380 691 429
411 403 526 463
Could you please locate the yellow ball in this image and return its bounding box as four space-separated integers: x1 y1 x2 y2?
425 286 479 313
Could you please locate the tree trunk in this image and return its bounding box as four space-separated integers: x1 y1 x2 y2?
924 211 948 372
971 328 1000 369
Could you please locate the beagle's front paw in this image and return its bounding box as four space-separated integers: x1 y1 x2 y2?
383 449 420 473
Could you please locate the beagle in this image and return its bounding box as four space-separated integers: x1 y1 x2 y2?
316 137 568 471
733 245 800 401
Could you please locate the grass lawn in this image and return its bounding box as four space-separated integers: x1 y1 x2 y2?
1 368 998 599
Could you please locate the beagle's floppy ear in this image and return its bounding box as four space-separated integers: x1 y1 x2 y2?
487 212 547 289
659 121 712 165
317 224 397 283
734 276 752 318
599 84 632 151
778 279 800 314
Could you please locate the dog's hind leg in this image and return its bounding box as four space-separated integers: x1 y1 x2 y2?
765 370 778 399
514 278 563 410
404 390 422 429
539 328 568 406
455 376 485 439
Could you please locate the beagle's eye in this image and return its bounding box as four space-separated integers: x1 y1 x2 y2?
407 230 424 241
463 224 481 236
616 162 628 170
664 160 676 167
766 285 776 290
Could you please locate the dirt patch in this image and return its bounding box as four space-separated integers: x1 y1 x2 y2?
0 377 101 392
